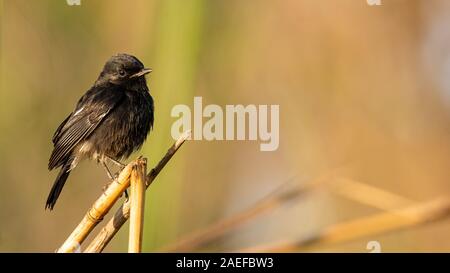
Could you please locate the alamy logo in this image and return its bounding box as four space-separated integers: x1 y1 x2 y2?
367 0 381 6
66 0 81 6
366 241 382 253
171 97 279 151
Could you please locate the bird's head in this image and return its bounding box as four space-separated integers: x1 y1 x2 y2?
97 53 152 86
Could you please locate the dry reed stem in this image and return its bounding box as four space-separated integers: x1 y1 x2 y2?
57 162 135 253
128 159 147 253
331 177 416 211
160 172 337 252
83 130 191 253
239 197 450 252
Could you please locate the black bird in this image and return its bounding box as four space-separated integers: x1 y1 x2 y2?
46 53 154 210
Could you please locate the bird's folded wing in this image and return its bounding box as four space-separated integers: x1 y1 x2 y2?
48 87 124 170
52 114 71 145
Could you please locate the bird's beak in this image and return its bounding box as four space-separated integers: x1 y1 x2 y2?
130 68 152 78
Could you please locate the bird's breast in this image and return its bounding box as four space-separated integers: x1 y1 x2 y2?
87 90 154 160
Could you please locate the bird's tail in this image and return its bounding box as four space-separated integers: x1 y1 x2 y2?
46 157 74 210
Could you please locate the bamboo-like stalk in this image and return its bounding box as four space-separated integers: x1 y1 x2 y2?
331 177 416 211
238 197 450 252
84 130 191 253
57 162 135 253
128 159 147 253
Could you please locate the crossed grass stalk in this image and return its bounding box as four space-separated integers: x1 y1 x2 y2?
57 130 450 252
162 172 450 252
57 130 191 253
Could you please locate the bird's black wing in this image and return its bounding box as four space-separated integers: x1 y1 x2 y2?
51 88 95 145
48 86 124 170
52 114 71 144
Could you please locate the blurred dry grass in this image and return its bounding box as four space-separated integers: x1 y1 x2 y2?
0 0 449 252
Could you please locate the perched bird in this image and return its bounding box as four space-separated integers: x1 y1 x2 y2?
46 53 154 210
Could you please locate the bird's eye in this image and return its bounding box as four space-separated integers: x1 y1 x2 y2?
119 70 126 77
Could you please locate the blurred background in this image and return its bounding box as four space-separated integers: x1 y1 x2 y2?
1 0 450 252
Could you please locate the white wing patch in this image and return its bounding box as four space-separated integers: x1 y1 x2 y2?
73 107 84 116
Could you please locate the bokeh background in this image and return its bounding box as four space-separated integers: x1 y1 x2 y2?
1 0 450 252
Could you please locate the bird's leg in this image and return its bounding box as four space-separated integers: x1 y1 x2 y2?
104 155 126 170
104 155 128 181
102 156 129 200
101 160 117 195
101 160 116 181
